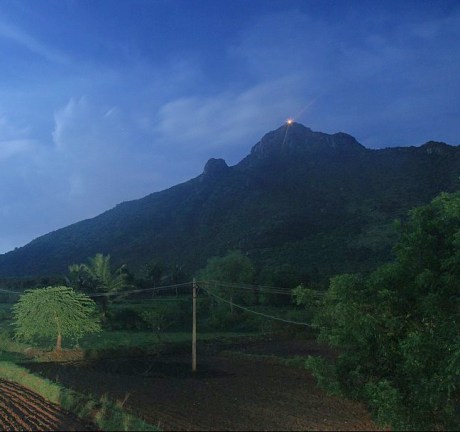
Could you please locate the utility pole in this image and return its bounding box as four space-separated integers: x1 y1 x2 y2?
192 278 197 372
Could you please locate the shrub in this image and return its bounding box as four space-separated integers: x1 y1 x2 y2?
307 192 460 430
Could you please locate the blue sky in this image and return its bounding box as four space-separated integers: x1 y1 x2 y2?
0 0 459 253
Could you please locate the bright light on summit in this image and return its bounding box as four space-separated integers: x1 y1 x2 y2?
286 118 293 125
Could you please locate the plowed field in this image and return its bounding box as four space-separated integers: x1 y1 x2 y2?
26 337 382 431
0 379 95 431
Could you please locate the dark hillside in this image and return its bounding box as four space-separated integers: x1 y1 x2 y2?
0 122 458 279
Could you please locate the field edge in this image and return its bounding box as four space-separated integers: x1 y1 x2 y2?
0 361 159 431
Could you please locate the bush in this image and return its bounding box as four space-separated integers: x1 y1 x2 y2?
309 192 460 430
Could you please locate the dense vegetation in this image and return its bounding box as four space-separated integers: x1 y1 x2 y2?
0 124 459 285
296 192 460 430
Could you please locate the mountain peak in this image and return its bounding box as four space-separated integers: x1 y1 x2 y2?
203 158 229 176
419 140 453 155
246 122 365 162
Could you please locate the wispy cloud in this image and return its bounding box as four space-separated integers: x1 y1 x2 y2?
0 20 69 64
155 75 310 158
225 7 460 147
0 139 35 161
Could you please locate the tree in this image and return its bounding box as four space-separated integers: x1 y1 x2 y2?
257 264 308 305
300 192 460 430
68 253 129 319
197 250 255 312
12 286 101 352
170 263 186 284
145 258 165 289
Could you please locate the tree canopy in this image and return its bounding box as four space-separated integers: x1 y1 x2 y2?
300 192 460 430
197 250 255 310
12 286 101 352
72 253 128 294
68 253 129 319
197 250 255 284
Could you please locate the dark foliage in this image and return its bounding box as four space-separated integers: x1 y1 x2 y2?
303 192 460 430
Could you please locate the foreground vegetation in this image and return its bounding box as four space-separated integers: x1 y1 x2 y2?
296 192 460 430
0 361 157 431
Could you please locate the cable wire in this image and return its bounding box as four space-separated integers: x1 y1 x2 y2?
0 288 22 295
0 282 192 298
199 284 316 328
199 280 326 297
86 282 192 298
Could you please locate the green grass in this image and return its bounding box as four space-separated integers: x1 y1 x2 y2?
0 351 26 362
0 361 159 431
0 329 30 358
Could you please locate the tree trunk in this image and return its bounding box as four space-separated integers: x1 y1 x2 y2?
100 296 108 322
54 313 62 352
55 333 62 352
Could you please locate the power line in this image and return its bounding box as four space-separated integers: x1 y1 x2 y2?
0 280 326 303
0 288 21 295
0 282 193 298
87 282 192 298
199 280 326 297
199 284 317 328
200 279 292 292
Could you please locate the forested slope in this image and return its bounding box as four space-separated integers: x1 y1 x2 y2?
0 123 458 279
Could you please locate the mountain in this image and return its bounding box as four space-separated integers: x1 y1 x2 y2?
0 122 459 281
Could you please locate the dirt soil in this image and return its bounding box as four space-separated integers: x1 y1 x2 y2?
25 336 381 431
0 378 95 431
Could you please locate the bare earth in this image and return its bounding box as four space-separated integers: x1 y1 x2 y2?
24 337 381 431
0 379 95 431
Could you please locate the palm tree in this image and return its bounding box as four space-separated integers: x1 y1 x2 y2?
70 253 129 320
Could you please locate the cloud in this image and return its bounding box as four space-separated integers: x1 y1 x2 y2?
154 75 311 159
153 5 460 160
0 115 35 162
226 7 460 147
53 97 148 199
0 139 36 162
50 95 197 213
0 51 214 252
0 19 68 64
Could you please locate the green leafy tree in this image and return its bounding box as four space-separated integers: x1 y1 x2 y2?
68 253 129 319
197 250 255 312
141 307 175 342
303 192 460 430
12 286 101 352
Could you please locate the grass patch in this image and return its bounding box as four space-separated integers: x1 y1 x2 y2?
0 351 26 362
0 361 158 431
0 329 31 361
